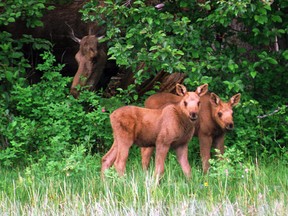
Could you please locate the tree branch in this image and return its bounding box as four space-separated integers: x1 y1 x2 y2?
257 105 288 119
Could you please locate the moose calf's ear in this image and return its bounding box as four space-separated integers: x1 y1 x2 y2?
230 93 241 107
210 93 221 107
175 83 187 96
196 84 208 97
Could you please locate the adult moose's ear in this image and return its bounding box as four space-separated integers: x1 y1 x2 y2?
196 84 208 97
230 93 241 107
210 93 221 107
175 83 187 96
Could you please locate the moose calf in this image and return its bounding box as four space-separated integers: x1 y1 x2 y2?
142 89 241 173
101 84 208 179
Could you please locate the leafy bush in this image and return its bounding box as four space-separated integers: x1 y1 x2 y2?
0 1 54 149
0 0 287 176
0 52 112 175
81 0 288 162
82 0 287 93
208 147 250 180
0 0 53 27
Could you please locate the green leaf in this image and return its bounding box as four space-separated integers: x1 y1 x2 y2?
7 17 15 23
140 29 148 34
250 71 257 78
258 7 268 14
33 20 44 27
174 50 184 56
149 46 159 51
263 4 271 11
5 71 14 82
192 51 199 58
15 12 21 18
252 28 260 36
126 44 134 49
282 50 288 60
126 31 134 38
227 60 238 73
11 52 23 59
267 57 278 65
272 15 282 23
254 15 267 24
147 18 153 25
36 3 45 9
205 4 211 11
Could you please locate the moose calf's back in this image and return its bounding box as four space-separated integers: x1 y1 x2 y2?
110 106 162 147
145 93 183 109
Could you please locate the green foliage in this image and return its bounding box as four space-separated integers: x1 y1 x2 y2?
0 52 112 176
82 0 288 161
82 0 288 93
0 0 54 27
0 32 52 109
0 47 142 175
0 0 54 111
0 1 57 172
83 0 203 84
0 0 287 176
208 147 249 179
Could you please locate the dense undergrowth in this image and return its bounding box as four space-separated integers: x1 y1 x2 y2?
0 2 287 214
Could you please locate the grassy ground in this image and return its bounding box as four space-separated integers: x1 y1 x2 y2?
0 154 287 216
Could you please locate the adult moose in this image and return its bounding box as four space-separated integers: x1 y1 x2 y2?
142 88 241 174
70 34 107 98
101 84 208 179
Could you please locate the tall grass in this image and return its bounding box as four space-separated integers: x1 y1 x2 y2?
0 156 287 216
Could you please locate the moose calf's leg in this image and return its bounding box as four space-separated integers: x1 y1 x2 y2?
175 144 191 179
213 135 225 155
141 147 155 170
155 144 170 177
199 135 213 174
101 142 118 178
114 139 133 176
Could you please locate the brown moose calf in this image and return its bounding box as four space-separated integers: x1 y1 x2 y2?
101 84 208 179
142 90 241 174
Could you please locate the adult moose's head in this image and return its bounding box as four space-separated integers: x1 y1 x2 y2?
69 30 107 98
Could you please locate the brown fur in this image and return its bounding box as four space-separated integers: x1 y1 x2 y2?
101 84 208 179
70 35 107 98
142 90 241 173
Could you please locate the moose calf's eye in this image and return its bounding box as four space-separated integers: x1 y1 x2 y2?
184 101 188 107
218 112 223 118
198 102 201 106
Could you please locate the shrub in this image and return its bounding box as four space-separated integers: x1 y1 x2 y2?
81 0 288 162
0 52 112 175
